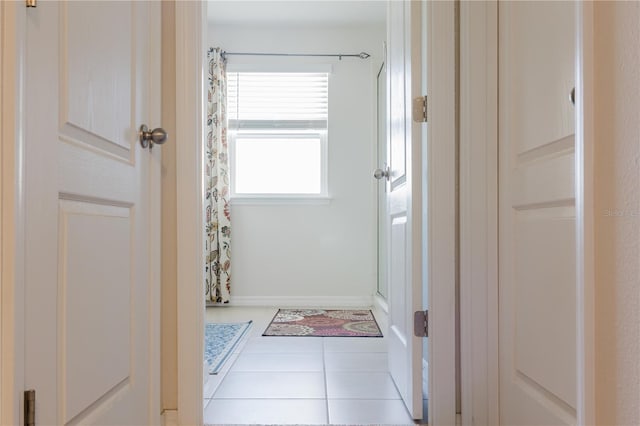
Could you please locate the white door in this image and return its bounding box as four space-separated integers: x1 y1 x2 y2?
24 2 160 425
498 2 576 424
386 0 424 420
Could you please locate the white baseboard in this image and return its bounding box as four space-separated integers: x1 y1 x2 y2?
374 293 389 313
162 410 178 426
372 300 389 332
230 295 374 308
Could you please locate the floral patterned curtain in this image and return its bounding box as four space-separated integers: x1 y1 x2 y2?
205 47 231 304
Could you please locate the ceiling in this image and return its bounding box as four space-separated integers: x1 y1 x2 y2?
207 1 386 26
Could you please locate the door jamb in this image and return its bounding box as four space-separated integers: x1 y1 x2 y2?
425 1 458 424
1 3 26 425
575 2 596 424
459 2 499 425
174 2 206 426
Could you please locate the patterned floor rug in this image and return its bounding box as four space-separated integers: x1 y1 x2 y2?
263 309 383 337
205 321 252 374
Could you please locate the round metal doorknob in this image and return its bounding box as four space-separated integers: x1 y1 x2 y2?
373 167 390 180
139 124 168 148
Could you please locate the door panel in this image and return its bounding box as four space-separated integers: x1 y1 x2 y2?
25 2 158 425
388 214 408 399
499 2 576 424
513 207 576 409
388 0 406 188
376 60 388 300
60 201 132 424
386 0 423 420
62 2 133 157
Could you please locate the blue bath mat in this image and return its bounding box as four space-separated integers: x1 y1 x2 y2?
204 321 252 374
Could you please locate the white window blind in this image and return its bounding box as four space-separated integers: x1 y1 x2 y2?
227 72 329 130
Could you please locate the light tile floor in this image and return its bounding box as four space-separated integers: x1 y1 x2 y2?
203 306 427 425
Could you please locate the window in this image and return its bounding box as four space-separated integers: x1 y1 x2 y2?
227 71 329 199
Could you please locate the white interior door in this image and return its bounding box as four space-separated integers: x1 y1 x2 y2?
498 2 577 424
386 0 424 420
24 2 160 425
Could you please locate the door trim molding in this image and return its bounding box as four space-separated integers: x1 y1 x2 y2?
426 1 457 424
459 2 499 425
174 2 206 426
148 3 163 424
575 2 596 424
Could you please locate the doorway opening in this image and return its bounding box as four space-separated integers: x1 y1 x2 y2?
201 1 428 424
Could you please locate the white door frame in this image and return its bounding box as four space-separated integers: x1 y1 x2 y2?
425 1 458 424
459 2 596 425
574 2 596 424
174 2 206 426
459 2 499 424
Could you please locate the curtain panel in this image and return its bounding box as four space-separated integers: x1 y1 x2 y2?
204 47 231 304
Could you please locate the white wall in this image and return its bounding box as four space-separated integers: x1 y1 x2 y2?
208 22 385 304
593 2 640 424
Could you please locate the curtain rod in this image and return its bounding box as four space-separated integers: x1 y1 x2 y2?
221 51 371 61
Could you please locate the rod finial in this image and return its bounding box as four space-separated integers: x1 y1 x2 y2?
359 52 371 59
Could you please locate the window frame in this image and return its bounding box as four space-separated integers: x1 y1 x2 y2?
226 66 331 204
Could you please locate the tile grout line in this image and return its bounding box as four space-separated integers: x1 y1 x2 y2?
322 337 331 424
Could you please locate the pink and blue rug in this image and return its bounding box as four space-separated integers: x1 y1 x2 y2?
263 309 383 337
205 321 252 374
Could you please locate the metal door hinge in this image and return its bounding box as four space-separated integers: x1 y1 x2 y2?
24 390 35 426
413 95 428 123
26 0 37 8
414 310 428 337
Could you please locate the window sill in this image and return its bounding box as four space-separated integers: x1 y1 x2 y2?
230 196 332 206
